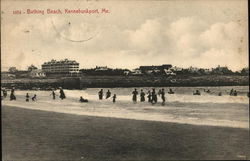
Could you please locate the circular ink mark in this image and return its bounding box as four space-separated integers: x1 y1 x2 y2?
51 20 100 43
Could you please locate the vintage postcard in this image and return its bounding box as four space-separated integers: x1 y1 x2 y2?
1 0 249 160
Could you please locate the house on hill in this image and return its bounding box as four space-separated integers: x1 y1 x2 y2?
139 64 172 75
94 66 109 71
30 69 46 78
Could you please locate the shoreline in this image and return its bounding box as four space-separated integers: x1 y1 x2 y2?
2 103 249 129
2 105 249 160
3 105 249 131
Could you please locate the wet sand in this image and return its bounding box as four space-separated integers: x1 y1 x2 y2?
2 105 249 160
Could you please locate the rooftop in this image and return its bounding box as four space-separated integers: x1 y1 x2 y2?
43 59 79 65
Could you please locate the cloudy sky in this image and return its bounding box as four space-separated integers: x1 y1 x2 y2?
1 0 248 71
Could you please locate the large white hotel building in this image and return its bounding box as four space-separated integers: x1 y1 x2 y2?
41 59 79 74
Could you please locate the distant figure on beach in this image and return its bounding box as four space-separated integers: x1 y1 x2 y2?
59 87 66 100
161 88 165 104
51 90 56 100
168 88 174 94
112 94 116 103
132 89 138 102
106 90 111 99
10 87 16 101
3 88 7 98
98 89 103 100
233 90 237 96
32 94 37 101
218 92 222 96
152 88 157 103
230 89 234 96
26 93 29 102
147 91 152 103
140 90 145 102
193 90 201 95
79 96 88 102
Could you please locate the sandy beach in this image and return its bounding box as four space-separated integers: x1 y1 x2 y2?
2 105 249 160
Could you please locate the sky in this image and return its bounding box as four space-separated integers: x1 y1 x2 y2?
1 0 248 71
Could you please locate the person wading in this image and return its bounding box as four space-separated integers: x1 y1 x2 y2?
161 89 166 105
132 89 138 102
106 90 111 99
98 89 103 100
140 89 145 102
10 87 16 101
59 87 66 100
151 88 157 104
79 96 88 102
26 93 29 102
112 94 116 103
3 88 7 98
147 90 152 103
50 90 56 100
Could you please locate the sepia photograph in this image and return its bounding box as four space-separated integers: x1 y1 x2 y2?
1 0 249 160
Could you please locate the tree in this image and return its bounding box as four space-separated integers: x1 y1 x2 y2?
241 67 249 75
28 64 38 71
8 67 18 73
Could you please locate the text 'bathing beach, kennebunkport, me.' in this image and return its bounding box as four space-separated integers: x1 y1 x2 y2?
12 8 110 15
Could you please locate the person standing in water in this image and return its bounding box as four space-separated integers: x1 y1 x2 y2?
10 87 16 101
26 93 29 102
132 89 138 102
3 88 7 98
152 88 157 103
140 89 145 102
106 90 111 99
98 89 103 100
168 88 174 94
147 90 152 103
59 87 66 100
230 89 234 96
233 90 237 96
193 90 201 95
161 89 165 104
112 94 116 103
51 90 56 100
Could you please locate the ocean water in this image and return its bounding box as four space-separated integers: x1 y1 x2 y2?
2 86 249 129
